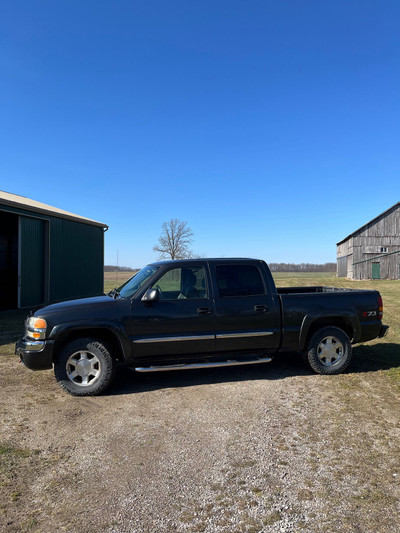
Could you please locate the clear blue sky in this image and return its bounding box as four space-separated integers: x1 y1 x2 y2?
1 1 399 268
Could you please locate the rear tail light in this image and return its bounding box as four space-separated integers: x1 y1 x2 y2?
378 295 383 320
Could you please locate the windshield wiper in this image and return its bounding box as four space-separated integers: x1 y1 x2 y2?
108 288 120 299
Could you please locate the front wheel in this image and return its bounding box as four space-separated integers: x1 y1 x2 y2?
304 327 352 375
54 338 116 396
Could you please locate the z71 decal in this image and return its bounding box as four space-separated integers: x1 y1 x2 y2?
362 311 377 317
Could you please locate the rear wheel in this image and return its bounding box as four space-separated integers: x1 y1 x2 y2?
305 327 352 375
54 338 116 396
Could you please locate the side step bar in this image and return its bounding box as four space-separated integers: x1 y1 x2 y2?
135 356 273 373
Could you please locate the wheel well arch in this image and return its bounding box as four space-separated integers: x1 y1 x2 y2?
53 328 124 363
303 318 354 349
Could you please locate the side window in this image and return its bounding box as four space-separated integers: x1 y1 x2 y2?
216 265 265 298
152 266 208 300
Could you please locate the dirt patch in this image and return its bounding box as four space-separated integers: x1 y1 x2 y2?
1 346 400 533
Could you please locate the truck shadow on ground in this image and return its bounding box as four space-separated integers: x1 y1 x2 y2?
107 343 400 396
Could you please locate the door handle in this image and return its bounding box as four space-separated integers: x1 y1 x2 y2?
254 305 268 313
197 307 211 315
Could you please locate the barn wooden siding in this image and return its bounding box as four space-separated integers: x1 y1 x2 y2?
337 203 400 280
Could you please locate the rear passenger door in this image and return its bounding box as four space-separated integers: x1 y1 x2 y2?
211 262 280 355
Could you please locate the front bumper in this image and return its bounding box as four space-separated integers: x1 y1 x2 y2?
15 338 54 370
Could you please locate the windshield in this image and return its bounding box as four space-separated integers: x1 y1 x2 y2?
118 265 159 298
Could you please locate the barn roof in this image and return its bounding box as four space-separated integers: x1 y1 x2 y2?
0 190 108 229
337 201 400 246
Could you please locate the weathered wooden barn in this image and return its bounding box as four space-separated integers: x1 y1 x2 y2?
337 202 400 280
0 191 108 308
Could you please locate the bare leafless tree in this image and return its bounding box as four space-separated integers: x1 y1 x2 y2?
153 219 194 260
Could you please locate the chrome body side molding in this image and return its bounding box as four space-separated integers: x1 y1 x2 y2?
134 335 215 344
215 331 273 339
134 331 274 344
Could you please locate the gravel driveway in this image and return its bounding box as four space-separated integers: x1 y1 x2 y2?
1 347 400 533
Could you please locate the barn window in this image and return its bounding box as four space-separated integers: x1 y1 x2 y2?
380 247 388 253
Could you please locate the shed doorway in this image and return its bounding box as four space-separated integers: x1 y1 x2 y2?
0 212 48 309
0 211 18 308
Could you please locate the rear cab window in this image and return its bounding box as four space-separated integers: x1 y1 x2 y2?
215 264 266 298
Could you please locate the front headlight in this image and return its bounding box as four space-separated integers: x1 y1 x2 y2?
26 317 47 340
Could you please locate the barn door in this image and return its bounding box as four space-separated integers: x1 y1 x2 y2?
372 262 381 280
18 217 47 308
337 256 347 277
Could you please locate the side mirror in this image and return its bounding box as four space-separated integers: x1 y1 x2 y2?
141 288 160 303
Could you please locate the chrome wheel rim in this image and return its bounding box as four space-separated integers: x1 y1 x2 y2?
66 351 101 387
316 336 344 366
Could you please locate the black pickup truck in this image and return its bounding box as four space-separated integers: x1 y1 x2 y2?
16 258 388 396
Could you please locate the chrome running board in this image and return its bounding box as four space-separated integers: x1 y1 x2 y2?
135 356 272 373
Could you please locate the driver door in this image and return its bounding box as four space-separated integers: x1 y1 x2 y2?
129 264 215 366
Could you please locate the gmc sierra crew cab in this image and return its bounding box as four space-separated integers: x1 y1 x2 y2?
16 258 389 396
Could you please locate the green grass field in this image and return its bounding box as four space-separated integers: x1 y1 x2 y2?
104 270 136 293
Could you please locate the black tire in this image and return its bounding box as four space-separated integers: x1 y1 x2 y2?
54 338 116 396
304 326 352 375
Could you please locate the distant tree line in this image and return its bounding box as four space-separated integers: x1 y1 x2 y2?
104 265 136 272
106 263 336 273
269 263 336 272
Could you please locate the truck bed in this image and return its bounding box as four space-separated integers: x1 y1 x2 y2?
277 286 362 294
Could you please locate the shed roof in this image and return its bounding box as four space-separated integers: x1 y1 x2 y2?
337 201 400 246
0 191 108 229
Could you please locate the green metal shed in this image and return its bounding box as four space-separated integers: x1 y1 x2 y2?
0 191 108 309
